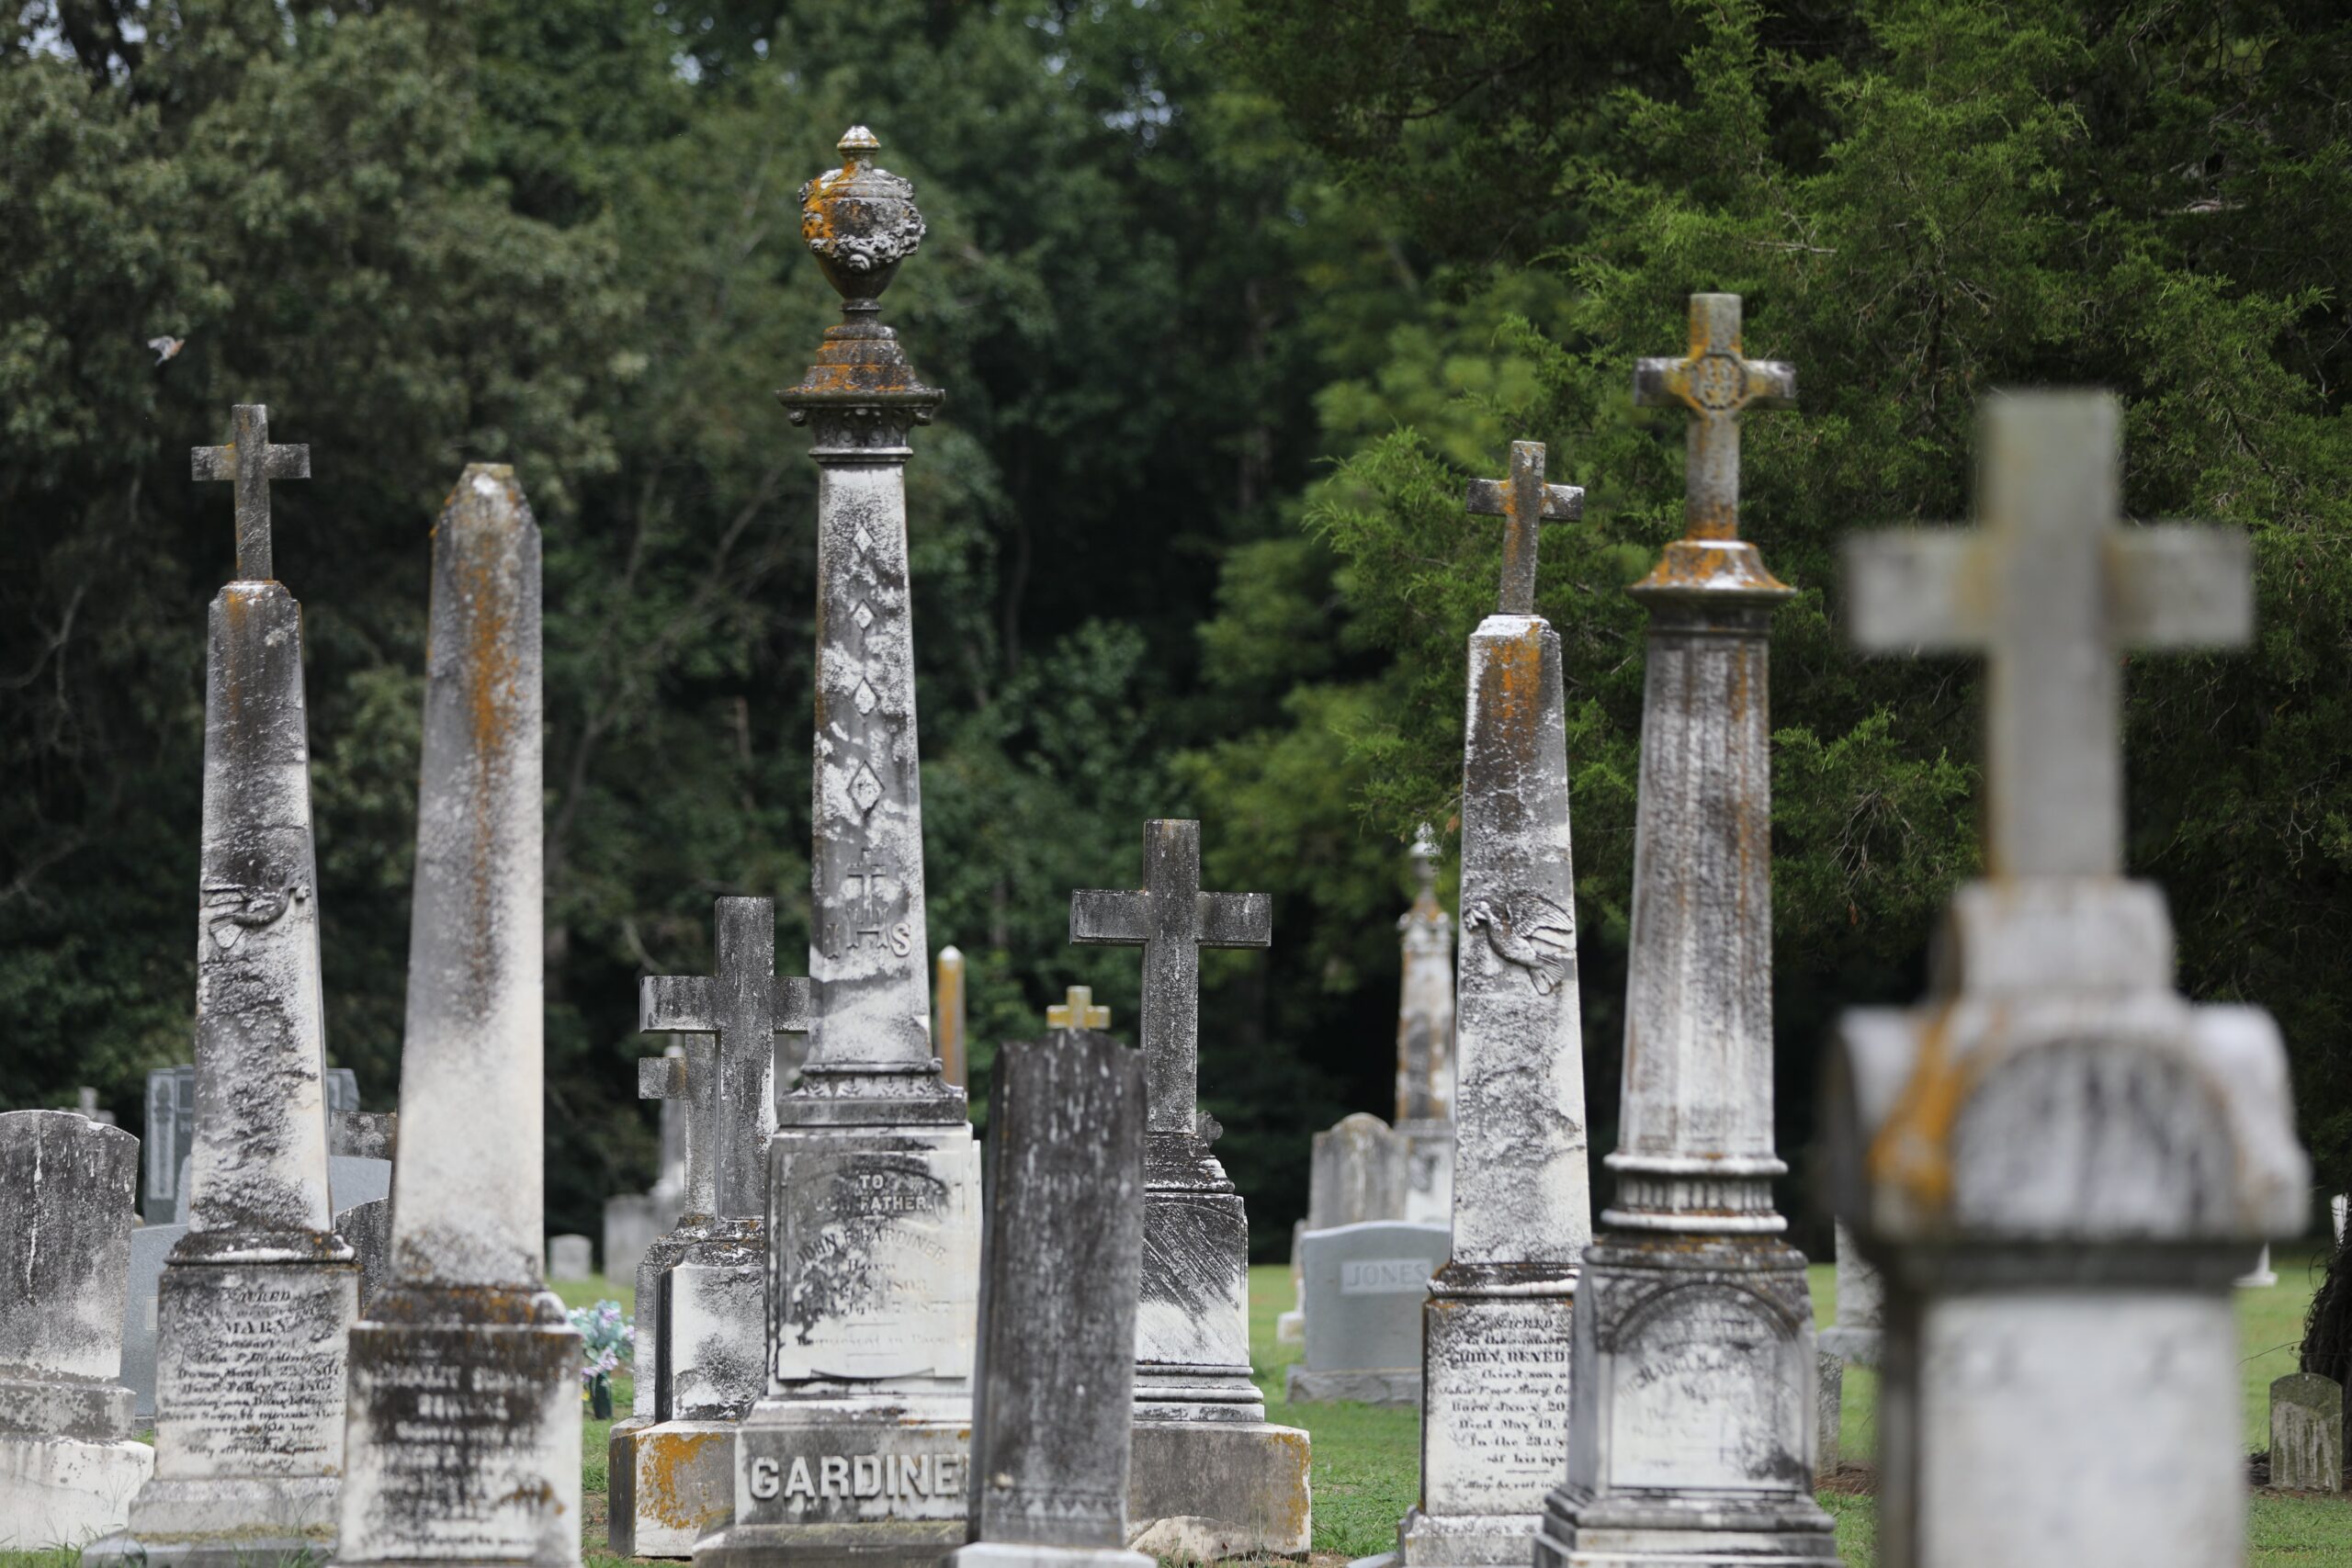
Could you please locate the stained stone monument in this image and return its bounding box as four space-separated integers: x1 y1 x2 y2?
1286 1221 1452 1407
1070 818 1309 1558
1827 390 2308 1568
0 1111 153 1549
1817 1221 1882 1368
693 128 984 1568
2271 1373 2343 1493
1279 1113 1410 1344
613 897 808 1557
1533 295 1836 1568
330 465 582 1568
937 945 968 1090
946 1030 1153 1568
1396 827 1456 1227
548 1235 594 1280
89 405 363 1568
1396 438 1591 1568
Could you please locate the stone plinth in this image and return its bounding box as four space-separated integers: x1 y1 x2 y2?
0 1111 153 1550
2271 1373 2343 1493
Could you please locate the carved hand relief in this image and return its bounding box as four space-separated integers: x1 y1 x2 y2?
202 881 306 952
1462 891 1576 994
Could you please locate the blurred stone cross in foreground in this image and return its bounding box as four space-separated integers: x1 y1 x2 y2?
1464 440 1582 615
1847 390 2252 877
1070 819 1270 1134
1634 291 1797 544
191 403 310 581
1046 985 1111 1032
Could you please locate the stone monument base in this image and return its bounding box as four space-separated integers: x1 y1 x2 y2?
949 1542 1157 1568
611 1417 738 1557
0 1434 154 1551
1125 1418 1311 1560
1398 1506 1547 1567
1283 1366 1419 1407
1531 1237 1837 1568
692 1394 971 1568
330 1288 582 1568
85 1474 341 1567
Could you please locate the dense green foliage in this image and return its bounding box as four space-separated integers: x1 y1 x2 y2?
6 1 2350 1292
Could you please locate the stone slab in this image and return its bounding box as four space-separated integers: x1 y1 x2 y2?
696 1402 972 1565
1126 1420 1310 1561
1416 1292 1573 1522
1297 1221 1449 1383
149 1259 356 1483
337 1198 393 1312
0 1373 135 1441
2271 1372 2343 1492
548 1234 594 1280
0 1435 154 1550
122 1222 187 1421
611 1418 737 1557
665 1257 765 1419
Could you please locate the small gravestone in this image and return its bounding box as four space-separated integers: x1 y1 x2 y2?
1285 1221 1449 1406
331 1111 399 1312
1818 1221 1883 1368
947 1030 1151 1568
2271 1373 2343 1493
1815 1350 1844 1478
548 1233 594 1280
605 1192 658 1280
0 1111 153 1549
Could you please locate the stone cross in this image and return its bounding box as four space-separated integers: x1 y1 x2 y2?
1849 391 2252 877
191 403 310 581
1046 985 1111 1032
1634 292 1796 543
1070 819 1271 1134
639 1042 716 1222
639 897 808 1220
1464 440 1582 615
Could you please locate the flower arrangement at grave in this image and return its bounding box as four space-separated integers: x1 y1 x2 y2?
569 1300 634 1419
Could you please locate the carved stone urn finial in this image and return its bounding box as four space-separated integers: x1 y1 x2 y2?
797 124 928 310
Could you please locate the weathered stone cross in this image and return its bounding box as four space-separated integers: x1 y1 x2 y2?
639 896 813 1216
191 403 311 581
1070 819 1270 1133
1635 292 1796 543
1464 441 1583 615
1848 391 2252 877
1046 985 1111 1032
639 1039 716 1220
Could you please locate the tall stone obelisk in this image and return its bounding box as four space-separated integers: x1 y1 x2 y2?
88 403 359 1568
332 465 581 1568
1395 826 1456 1226
1398 440 1591 1567
694 128 983 1568
1532 294 1836 1567
1828 391 2307 1568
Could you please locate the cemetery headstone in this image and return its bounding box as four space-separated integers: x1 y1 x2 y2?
1826 390 2308 1568
77 1087 118 1125
945 1029 1153 1568
329 1111 398 1314
1536 294 1835 1568
0 1111 153 1549
548 1235 594 1281
604 1193 657 1280
142 1065 196 1224
89 404 364 1568
1285 1221 1450 1407
1815 1351 1844 1479
1818 1220 1883 1368
1397 437 1592 1568
1278 1111 1409 1346
613 897 808 1557
329 465 581 1568
1071 818 1309 1559
937 944 968 1090
2270 1373 2343 1493
1396 827 1456 1227
693 128 984 1568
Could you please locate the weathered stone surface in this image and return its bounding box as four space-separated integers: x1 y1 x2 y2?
1310 1114 1408 1230
548 1235 593 1280
330 465 580 1568
337 1199 394 1314
1396 828 1457 1229
1125 1423 1311 1562
611 1419 737 1557
1815 1349 1843 1479
1402 443 1590 1567
1286 1222 1448 1408
143 1066 198 1224
2271 1373 2343 1493
0 1111 153 1549
1538 298 1833 1568
1818 1220 1883 1368
1826 392 2308 1568
955 1032 1148 1566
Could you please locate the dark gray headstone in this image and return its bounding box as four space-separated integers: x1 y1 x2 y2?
958 1032 1148 1560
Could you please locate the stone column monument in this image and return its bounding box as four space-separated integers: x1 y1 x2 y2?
1396 826 1456 1227
0 1111 153 1548
1533 293 1836 1568
90 404 361 1568
1070 818 1309 1560
1826 390 2308 1568
936 945 968 1090
946 1030 1154 1568
614 897 809 1555
1397 439 1591 1568
331 466 581 1568
694 128 984 1568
